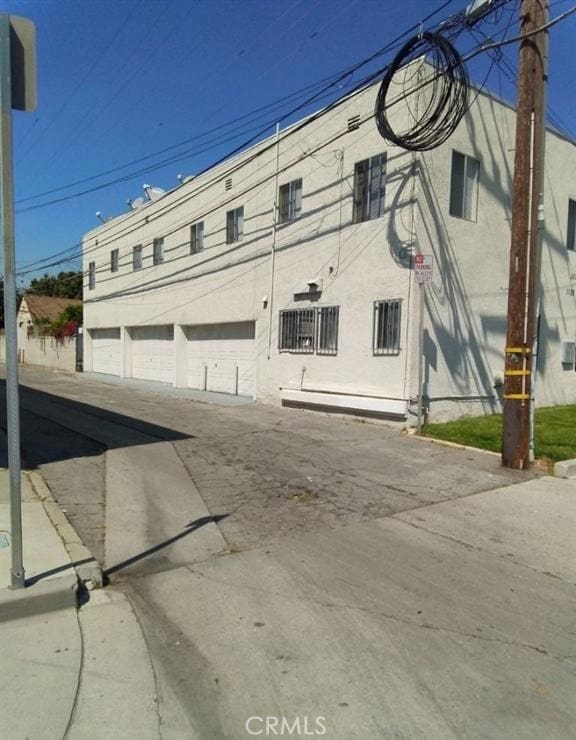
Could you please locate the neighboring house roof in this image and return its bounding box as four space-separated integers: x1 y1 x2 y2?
20 294 81 322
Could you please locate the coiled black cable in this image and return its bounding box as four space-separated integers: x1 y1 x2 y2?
374 31 469 151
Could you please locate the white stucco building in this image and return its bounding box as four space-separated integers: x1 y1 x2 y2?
82 76 576 424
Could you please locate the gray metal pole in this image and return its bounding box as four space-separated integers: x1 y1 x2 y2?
416 281 425 434
0 14 25 588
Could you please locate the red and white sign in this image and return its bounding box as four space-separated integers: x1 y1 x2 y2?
414 254 433 283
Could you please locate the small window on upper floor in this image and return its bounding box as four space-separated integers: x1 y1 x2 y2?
88 261 96 291
450 151 479 221
153 237 165 265
353 153 387 223
279 179 302 224
110 248 119 273
133 244 143 271
191 222 204 254
567 199 576 252
226 206 244 244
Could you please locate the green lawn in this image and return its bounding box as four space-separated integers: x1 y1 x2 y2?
422 406 576 463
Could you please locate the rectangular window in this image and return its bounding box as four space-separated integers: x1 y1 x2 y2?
317 306 339 355
373 299 401 355
88 261 96 291
190 221 204 254
110 248 119 273
567 199 576 252
353 153 387 223
449 151 479 221
226 207 244 244
279 306 339 354
132 244 143 271
279 178 302 223
153 237 164 265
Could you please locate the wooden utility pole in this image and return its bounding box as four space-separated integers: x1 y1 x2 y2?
502 0 548 469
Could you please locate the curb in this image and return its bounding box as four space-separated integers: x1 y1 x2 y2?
28 471 105 589
553 459 576 479
0 573 78 622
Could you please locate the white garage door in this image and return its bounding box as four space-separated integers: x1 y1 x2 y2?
186 322 256 397
91 328 121 376
131 325 175 384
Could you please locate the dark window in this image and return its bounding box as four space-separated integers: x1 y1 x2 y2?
110 249 119 273
191 222 204 254
132 244 143 271
279 179 302 223
226 207 244 244
449 151 479 220
373 299 401 355
567 199 576 251
153 237 164 265
317 306 339 355
88 261 96 290
353 153 387 223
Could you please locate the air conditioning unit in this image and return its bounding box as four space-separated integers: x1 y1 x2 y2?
561 341 575 364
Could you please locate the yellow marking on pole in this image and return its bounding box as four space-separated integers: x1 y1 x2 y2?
503 393 530 400
505 347 531 354
504 370 531 376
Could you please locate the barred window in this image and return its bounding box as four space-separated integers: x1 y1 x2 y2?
153 237 165 265
353 153 387 223
373 299 401 355
279 179 302 223
317 306 339 355
88 261 96 291
191 221 204 254
279 306 339 355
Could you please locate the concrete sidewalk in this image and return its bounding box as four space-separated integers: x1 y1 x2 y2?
1 464 575 739
0 469 159 740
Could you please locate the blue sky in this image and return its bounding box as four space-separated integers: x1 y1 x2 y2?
0 0 574 285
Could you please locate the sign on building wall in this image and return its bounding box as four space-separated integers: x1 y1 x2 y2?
414 254 433 283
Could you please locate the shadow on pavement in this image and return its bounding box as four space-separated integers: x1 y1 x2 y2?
0 380 192 468
104 514 229 579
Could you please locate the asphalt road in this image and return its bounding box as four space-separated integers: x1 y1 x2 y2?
0 365 534 571
4 366 575 740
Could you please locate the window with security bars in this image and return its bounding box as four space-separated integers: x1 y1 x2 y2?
190 221 204 254
449 151 479 221
279 179 302 223
373 299 401 355
353 153 387 223
279 306 339 354
88 262 96 290
226 206 244 244
153 237 165 265
317 306 339 355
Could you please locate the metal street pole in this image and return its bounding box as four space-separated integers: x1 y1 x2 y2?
0 14 24 587
502 0 548 469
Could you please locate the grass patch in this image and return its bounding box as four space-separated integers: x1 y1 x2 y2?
422 405 576 463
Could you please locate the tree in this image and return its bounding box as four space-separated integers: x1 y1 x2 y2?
27 270 82 300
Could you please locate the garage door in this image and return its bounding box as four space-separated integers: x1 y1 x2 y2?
91 328 121 376
131 325 175 384
186 322 256 397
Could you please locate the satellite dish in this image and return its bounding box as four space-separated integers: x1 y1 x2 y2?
130 197 146 210
143 184 166 201
177 174 195 184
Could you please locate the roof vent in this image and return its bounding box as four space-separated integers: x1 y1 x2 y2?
347 114 361 132
225 178 233 191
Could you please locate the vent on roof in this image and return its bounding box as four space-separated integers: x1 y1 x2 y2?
347 115 361 132
225 178 233 191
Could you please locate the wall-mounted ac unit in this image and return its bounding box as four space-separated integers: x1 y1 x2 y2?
561 341 575 364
